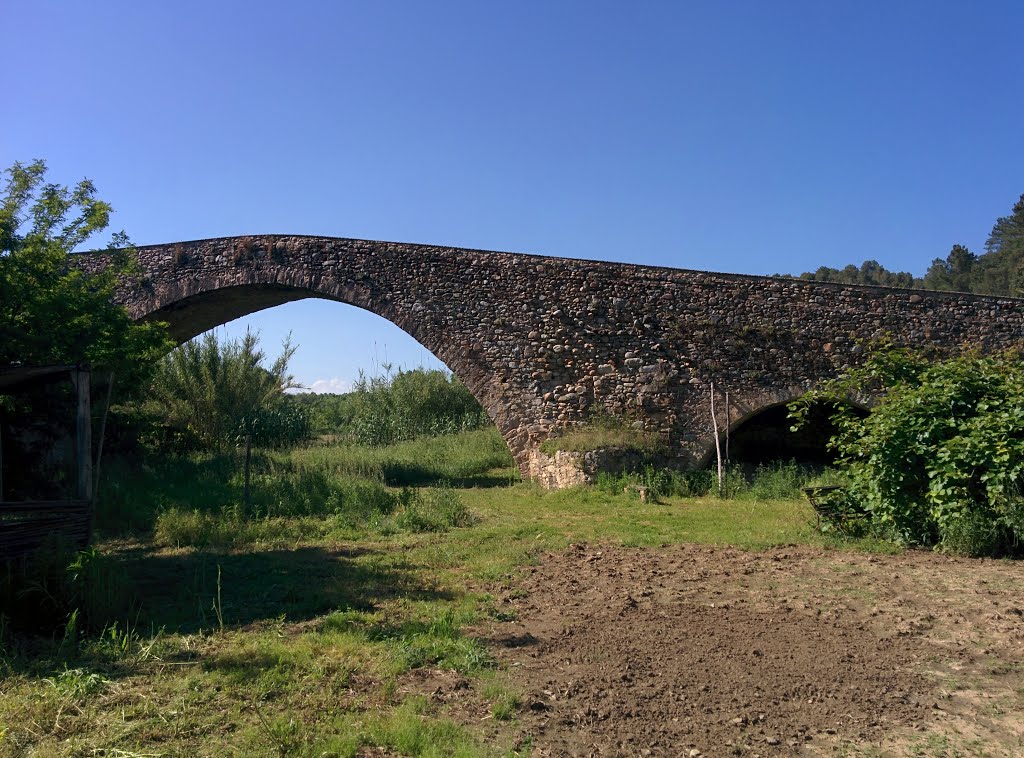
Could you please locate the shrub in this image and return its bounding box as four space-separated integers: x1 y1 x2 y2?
596 466 714 500
295 367 490 446
393 488 476 533
791 345 1024 555
148 329 306 452
739 461 807 501
939 510 1004 557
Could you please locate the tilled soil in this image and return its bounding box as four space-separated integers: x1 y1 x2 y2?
468 543 1024 757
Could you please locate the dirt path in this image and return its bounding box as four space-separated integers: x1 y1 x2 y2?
472 544 1024 757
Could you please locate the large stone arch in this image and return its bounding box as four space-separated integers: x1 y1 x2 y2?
132 263 524 467
77 234 1024 483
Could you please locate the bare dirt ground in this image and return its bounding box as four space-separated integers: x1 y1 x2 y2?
465 544 1024 757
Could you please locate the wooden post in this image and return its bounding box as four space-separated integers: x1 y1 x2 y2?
243 432 252 514
73 367 92 502
92 372 115 501
724 390 730 465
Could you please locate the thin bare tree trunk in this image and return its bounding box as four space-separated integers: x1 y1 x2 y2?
710 382 723 497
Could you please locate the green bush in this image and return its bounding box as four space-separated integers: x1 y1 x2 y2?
295 368 490 446
939 510 1004 557
392 488 476 533
147 330 307 452
791 346 1024 555
738 461 807 501
596 466 714 500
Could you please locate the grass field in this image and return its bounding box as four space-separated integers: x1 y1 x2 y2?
0 430 891 756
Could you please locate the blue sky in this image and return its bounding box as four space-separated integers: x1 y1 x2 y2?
5 1 1022 391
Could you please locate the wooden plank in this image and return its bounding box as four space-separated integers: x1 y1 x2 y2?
0 512 83 523
0 365 77 392
0 512 90 557
0 499 91 511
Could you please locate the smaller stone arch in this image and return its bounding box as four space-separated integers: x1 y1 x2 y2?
694 386 870 468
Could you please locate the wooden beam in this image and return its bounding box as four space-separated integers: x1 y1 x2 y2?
73 368 92 503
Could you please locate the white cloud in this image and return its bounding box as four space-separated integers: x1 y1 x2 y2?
303 378 353 395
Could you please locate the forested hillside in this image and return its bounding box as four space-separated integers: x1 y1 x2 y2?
795 193 1024 296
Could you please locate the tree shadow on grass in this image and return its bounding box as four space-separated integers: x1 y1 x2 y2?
95 453 240 534
0 543 456 684
107 544 454 635
96 454 520 538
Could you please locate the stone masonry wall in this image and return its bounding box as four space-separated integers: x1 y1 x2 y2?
528 448 661 489
79 235 1024 479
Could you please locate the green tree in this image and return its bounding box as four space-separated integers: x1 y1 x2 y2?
985 193 1024 257
149 329 309 510
149 329 305 451
797 260 920 288
921 243 977 292
973 193 1024 296
795 192 1024 297
0 161 170 500
0 160 169 386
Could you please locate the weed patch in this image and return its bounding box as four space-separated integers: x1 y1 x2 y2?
539 414 662 455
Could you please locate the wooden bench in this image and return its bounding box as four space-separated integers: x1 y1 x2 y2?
801 486 867 532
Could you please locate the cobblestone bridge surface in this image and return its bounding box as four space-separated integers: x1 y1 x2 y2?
82 235 1024 480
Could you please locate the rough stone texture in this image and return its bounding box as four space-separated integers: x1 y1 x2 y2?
78 235 1024 479
528 448 660 489
527 449 592 489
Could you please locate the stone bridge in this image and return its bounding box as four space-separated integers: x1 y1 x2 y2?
84 235 1024 483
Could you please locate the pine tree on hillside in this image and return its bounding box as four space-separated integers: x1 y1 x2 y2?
796 193 1024 296
974 194 1024 296
922 244 977 293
